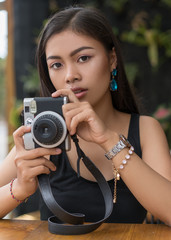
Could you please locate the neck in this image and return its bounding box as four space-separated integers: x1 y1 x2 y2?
93 90 118 128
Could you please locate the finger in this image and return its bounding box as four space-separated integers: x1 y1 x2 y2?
16 147 62 161
26 147 62 159
27 156 57 176
70 108 94 135
19 157 57 172
63 105 85 133
52 89 80 103
13 125 31 150
62 102 90 119
16 158 57 180
62 102 84 112
25 165 52 178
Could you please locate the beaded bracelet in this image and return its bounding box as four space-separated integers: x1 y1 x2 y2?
10 178 29 204
112 146 134 203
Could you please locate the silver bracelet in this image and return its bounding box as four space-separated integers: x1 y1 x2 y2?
104 134 131 160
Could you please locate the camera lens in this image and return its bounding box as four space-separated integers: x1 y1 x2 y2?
32 112 65 146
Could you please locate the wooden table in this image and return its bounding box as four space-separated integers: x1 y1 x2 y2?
0 219 171 240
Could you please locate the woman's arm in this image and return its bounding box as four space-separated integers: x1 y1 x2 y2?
0 126 61 219
104 116 171 226
0 147 19 218
0 147 17 187
140 116 171 180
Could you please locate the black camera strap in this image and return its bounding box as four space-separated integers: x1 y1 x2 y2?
38 134 113 235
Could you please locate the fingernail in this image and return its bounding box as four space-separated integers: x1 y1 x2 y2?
55 148 62 154
52 91 58 97
52 166 56 171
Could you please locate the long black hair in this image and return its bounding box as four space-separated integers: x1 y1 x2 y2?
36 6 139 114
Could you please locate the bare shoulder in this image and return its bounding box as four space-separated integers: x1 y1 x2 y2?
140 114 168 136
139 115 171 179
140 115 162 128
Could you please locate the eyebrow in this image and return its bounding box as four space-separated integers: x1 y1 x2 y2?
46 46 94 61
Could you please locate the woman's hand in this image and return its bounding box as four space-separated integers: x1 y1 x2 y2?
12 125 61 200
52 89 118 149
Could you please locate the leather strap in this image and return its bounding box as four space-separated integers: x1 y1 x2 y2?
38 134 113 235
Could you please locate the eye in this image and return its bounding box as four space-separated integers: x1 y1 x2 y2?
78 55 91 63
50 62 62 69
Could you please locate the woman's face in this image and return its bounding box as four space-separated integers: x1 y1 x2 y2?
45 30 117 107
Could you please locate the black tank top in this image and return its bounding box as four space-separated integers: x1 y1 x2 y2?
40 113 147 223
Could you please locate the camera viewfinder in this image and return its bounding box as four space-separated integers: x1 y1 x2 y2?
25 106 30 112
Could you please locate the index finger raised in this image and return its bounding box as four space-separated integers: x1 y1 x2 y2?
52 89 80 103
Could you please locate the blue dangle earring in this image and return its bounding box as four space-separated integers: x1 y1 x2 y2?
110 69 118 91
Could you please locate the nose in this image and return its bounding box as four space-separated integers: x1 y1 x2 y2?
65 65 81 84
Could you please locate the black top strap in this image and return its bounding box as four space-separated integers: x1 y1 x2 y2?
128 113 142 158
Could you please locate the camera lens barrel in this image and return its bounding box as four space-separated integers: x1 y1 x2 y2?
33 116 63 144
31 111 67 148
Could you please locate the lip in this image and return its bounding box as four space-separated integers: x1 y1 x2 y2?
71 87 88 99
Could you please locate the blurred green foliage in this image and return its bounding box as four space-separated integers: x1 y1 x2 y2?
106 0 128 13
21 65 40 95
153 104 171 148
121 14 171 68
124 63 139 85
161 0 171 8
9 100 22 129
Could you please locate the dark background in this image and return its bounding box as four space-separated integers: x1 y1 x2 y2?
13 0 171 114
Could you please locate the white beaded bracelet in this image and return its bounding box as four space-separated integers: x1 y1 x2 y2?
118 146 134 170
112 145 134 203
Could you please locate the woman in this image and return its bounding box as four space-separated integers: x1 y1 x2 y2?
0 7 171 225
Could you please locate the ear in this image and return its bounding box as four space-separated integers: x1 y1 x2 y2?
109 47 117 71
